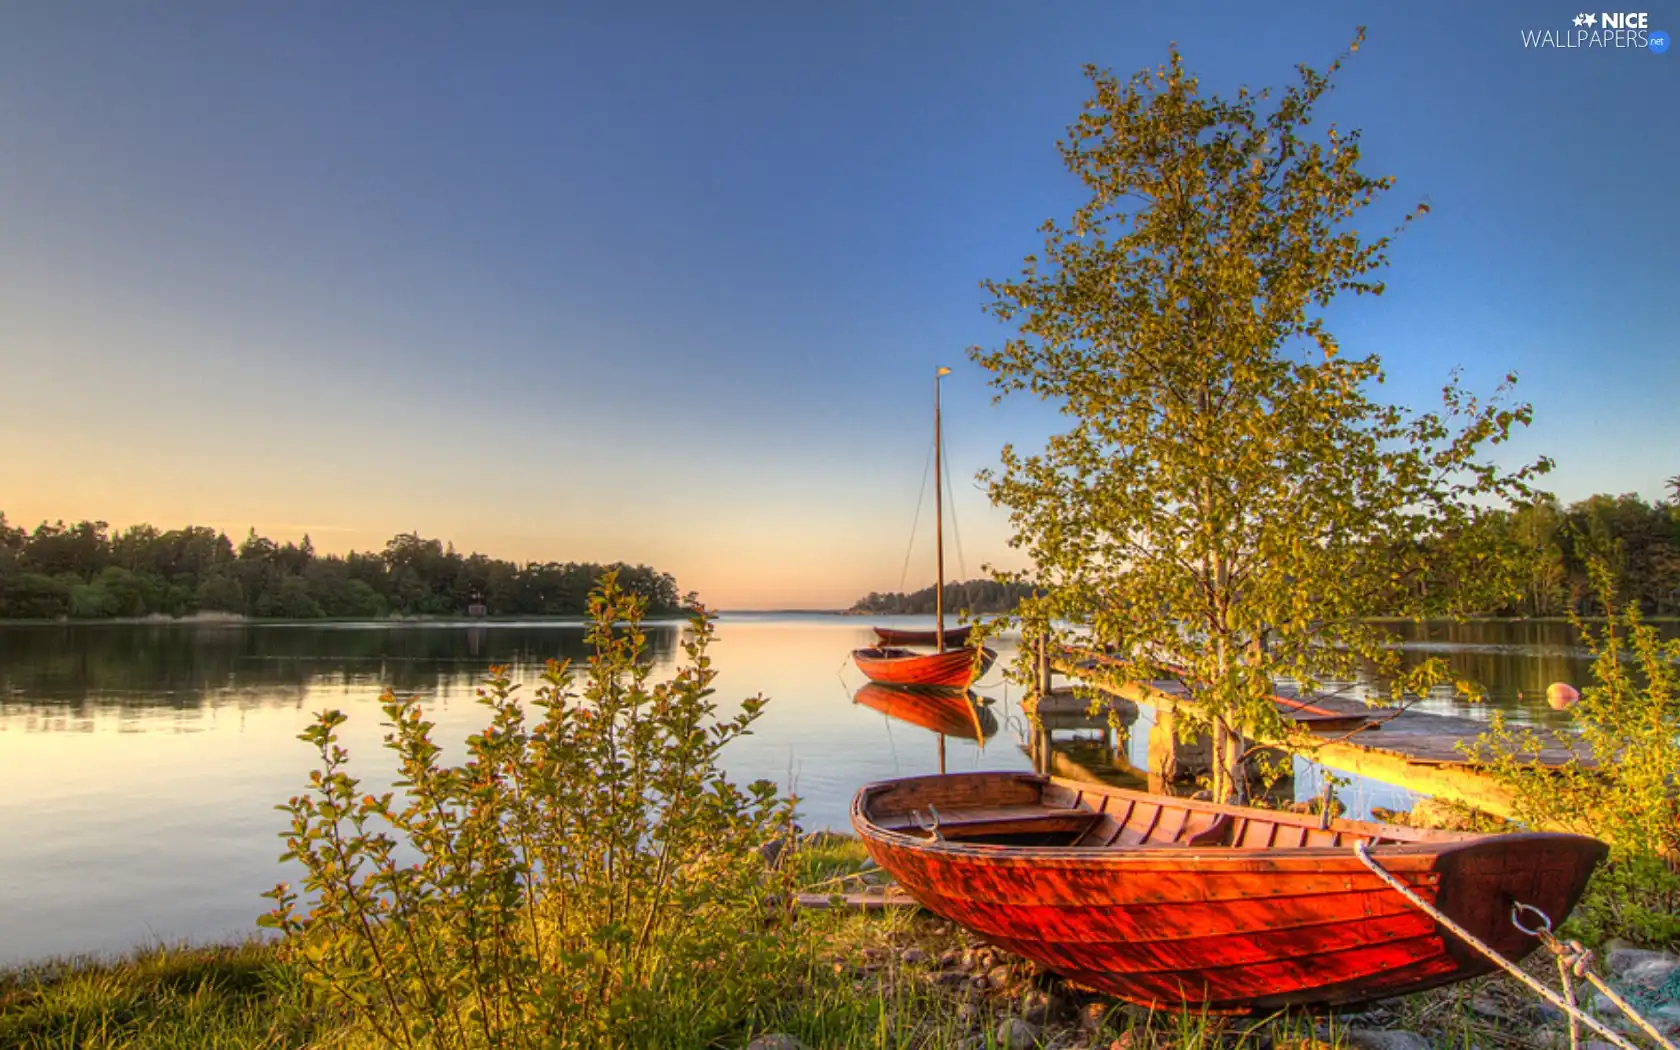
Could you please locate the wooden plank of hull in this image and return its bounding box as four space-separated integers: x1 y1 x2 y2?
873 625 975 647
852 646 998 689
853 683 997 741
852 772 1605 1012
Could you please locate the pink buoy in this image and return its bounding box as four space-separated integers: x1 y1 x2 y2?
1546 682 1581 711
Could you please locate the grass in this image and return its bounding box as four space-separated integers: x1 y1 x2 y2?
0 837 1616 1050
0 941 331 1049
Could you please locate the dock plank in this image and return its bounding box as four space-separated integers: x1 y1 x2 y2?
1049 655 1599 822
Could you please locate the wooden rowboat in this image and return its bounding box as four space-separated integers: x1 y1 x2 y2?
853 682 998 742
852 646 997 690
852 771 1605 1013
873 625 974 648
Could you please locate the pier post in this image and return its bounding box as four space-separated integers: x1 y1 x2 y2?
1034 629 1053 697
1146 697 1213 788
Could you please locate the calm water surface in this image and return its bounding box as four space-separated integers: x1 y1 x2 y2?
0 614 1669 966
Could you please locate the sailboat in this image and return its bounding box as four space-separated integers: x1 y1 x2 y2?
852 366 998 690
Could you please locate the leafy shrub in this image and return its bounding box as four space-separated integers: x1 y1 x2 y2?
1480 561 1680 946
262 574 790 1048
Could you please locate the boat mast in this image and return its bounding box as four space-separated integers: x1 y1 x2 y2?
935 366 950 653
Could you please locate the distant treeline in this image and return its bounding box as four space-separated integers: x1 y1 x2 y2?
851 579 1041 615
1451 492 1680 617
0 514 687 620
850 490 1680 620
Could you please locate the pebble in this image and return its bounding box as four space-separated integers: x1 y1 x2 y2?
996 1017 1042 1049
939 948 963 969
1343 1030 1431 1050
1078 1001 1111 1032
1609 948 1680 986
1469 995 1507 1021
744 1035 809 1050
928 970 969 987
1534 1034 1618 1050
971 975 992 992
901 947 930 966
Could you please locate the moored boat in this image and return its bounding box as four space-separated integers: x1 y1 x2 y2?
853 367 997 690
853 682 998 741
852 646 997 690
873 625 974 648
851 771 1606 1013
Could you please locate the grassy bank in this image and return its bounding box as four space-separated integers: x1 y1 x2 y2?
0 836 1599 1050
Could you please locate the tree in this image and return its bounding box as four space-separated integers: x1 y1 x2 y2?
971 33 1548 801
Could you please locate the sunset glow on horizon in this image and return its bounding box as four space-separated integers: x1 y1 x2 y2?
3 3 1673 609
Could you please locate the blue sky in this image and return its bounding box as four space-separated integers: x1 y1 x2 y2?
0 2 1673 607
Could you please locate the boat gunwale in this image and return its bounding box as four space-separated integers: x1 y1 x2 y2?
851 645 998 662
850 771 1602 866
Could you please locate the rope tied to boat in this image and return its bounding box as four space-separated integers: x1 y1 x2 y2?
1511 902 1680 1050
1352 840 1676 1050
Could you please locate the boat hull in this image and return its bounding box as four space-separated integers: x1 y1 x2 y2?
852 646 997 689
853 683 998 741
873 625 974 648
852 772 1605 1013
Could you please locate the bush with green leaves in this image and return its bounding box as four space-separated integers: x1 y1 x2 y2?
261 574 791 1048
1479 561 1680 946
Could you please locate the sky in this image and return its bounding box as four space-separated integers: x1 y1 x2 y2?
0 2 1674 609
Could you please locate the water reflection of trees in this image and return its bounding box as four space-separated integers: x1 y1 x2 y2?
0 623 681 716
1286 620 1628 727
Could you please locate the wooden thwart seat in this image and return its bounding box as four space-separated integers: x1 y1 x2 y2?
875 803 1102 841
876 801 1240 849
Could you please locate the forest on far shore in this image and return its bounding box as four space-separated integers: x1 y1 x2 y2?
851 490 1680 619
850 578 1040 615
0 514 686 620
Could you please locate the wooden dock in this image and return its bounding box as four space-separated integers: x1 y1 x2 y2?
1047 656 1596 821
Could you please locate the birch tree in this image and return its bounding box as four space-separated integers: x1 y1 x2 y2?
974 32 1550 801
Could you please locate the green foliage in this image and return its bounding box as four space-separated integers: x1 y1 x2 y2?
969 33 1548 800
850 578 1041 615
0 513 687 620
261 574 791 1049
1478 561 1680 946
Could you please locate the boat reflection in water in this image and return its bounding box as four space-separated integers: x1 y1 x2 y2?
852 682 998 774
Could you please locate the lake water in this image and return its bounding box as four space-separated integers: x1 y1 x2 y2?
0 614 1667 967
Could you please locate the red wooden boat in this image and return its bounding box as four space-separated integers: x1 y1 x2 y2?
852 645 997 690
873 625 974 648
852 771 1606 1013
853 683 998 742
